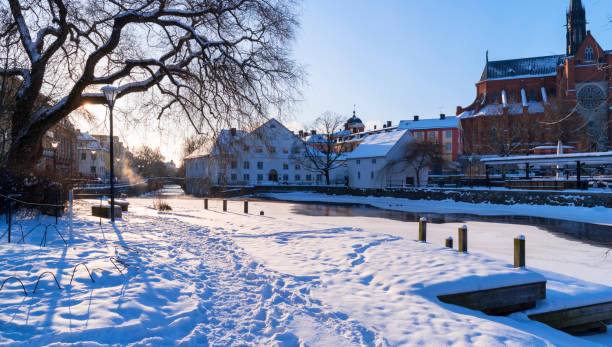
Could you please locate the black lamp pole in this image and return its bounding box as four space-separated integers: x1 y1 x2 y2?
102 86 120 222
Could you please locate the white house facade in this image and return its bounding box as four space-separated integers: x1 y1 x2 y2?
185 119 347 195
77 133 108 179
346 128 428 188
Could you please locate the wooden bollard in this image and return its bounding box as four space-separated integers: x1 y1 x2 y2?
418 217 427 242
244 200 248 214
445 236 453 248
458 225 468 253
204 198 208 210
514 235 526 268
260 210 264 216
223 199 227 212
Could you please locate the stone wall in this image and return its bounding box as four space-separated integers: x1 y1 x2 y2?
206 185 612 208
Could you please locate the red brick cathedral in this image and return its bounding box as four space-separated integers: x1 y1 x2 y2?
458 0 611 157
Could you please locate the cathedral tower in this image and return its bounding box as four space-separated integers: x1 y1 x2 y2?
566 0 587 56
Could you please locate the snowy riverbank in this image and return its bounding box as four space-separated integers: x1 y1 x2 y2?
258 191 612 226
0 197 611 345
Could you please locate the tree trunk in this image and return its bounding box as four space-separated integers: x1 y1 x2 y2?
325 170 330 185
5 122 45 173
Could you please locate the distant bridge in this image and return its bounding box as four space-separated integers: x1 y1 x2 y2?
147 176 185 189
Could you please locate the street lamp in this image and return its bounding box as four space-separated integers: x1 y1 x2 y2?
101 85 120 222
51 140 59 170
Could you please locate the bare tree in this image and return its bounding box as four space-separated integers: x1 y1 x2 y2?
0 0 301 172
383 140 443 187
297 112 346 185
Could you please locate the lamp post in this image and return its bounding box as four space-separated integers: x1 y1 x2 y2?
101 86 120 222
50 140 59 171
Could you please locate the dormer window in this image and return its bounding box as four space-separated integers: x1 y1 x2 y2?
585 46 594 62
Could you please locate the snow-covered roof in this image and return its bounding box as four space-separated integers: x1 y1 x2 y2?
305 134 327 143
481 55 565 82
398 117 459 130
77 133 96 141
185 129 248 160
345 129 408 159
459 102 546 118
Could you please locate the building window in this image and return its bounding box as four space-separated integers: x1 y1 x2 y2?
316 174 322 181
256 147 263 153
257 174 263 181
295 163 300 170
243 145 250 152
243 174 250 181
529 90 536 102
91 153 96 160
283 174 288 181
295 174 300 181
446 143 451 151
356 159 360 165
585 46 594 62
306 174 312 181
445 131 451 138
257 161 263 170
267 146 276 153
230 173 237 181
370 172 374 179
231 161 237 169
90 166 96 174
417 132 423 139
372 159 376 164
429 132 435 139
283 163 289 170
357 172 361 179
292 148 300 154
81 153 86 160
282 148 288 153
243 161 250 169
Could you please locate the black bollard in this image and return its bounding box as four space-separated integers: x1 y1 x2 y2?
458 225 468 253
445 237 453 248
418 217 427 242
204 198 208 210
223 199 227 212
514 235 526 268
244 200 248 214
260 210 264 216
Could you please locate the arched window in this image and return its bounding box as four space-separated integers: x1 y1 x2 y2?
585 46 594 62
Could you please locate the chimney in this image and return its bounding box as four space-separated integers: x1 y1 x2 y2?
373 125 377 130
387 121 392 127
440 114 446 120
382 124 386 129
456 106 463 115
230 128 237 136
413 115 419 121
311 130 316 135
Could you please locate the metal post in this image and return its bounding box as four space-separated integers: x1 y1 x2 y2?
109 106 116 222
525 163 530 179
223 199 227 212
418 217 427 242
458 225 468 253
576 161 581 190
485 165 490 189
204 198 208 210
69 189 73 237
260 210 264 216
514 235 526 268
7 199 11 243
244 200 248 214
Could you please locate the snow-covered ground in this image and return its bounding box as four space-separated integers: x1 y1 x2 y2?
1 194 611 346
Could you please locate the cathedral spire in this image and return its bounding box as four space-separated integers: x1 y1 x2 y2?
567 0 586 56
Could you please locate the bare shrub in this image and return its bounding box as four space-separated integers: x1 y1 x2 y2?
153 193 172 212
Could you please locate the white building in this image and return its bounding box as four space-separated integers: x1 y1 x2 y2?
185 119 347 195
345 128 427 188
77 133 108 179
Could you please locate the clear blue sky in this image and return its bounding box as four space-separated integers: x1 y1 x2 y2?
290 0 612 129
